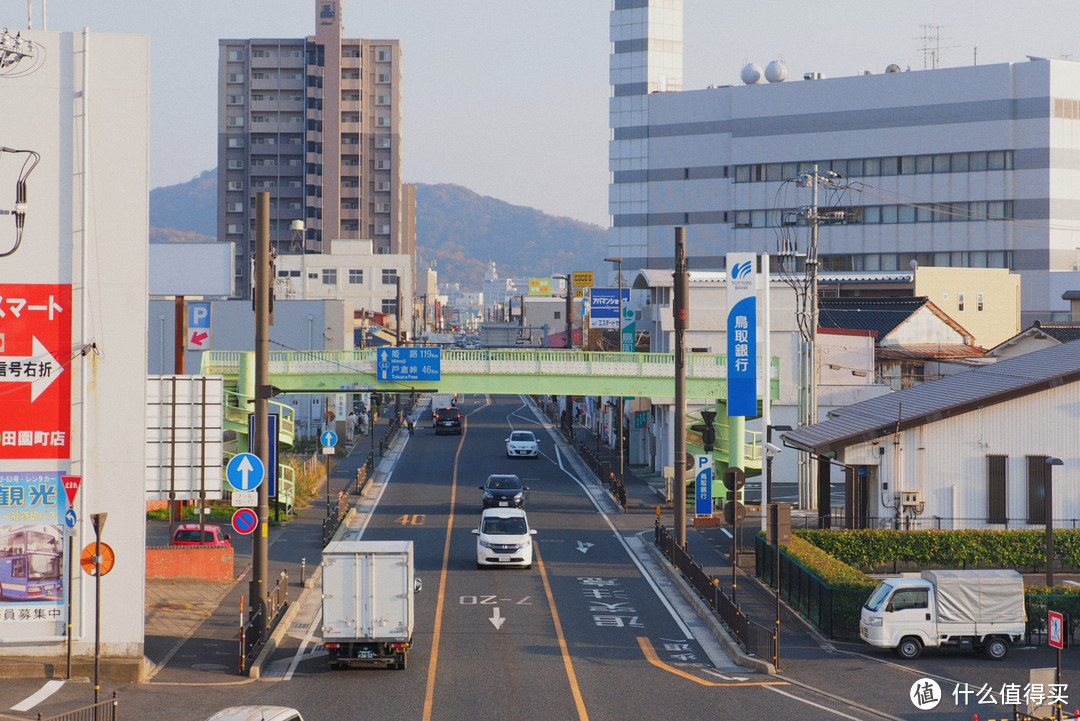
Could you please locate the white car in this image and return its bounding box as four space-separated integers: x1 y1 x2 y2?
205 708 304 721
473 508 537 568
505 430 539 458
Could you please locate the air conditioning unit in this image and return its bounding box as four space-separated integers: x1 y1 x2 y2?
901 490 922 507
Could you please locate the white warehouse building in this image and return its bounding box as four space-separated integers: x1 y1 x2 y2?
609 1 1080 324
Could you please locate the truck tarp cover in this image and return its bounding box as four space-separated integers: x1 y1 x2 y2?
921 569 1024 624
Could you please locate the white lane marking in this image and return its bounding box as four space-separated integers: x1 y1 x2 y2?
763 684 868 721
281 601 324 681
12 680 65 711
719 528 733 539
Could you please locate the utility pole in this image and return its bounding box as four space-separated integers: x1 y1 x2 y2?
564 275 573 436
396 275 404 345
673 227 689 548
251 191 271 638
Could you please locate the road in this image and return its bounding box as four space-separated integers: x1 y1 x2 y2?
8 394 1075 721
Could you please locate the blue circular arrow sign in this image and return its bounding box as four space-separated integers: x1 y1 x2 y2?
321 430 338 448
65 509 77 529
232 508 259 536
226 453 265 492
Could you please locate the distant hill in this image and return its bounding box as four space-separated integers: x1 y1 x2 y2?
148 170 608 287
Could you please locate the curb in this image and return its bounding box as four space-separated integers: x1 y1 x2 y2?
642 536 777 675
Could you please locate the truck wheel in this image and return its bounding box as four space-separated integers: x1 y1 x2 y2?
895 636 923 660
984 636 1009 660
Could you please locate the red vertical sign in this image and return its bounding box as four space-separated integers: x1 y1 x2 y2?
0 284 72 459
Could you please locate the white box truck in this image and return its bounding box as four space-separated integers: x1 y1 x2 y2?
860 569 1025 660
321 540 422 670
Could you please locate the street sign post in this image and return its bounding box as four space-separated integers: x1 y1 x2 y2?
226 453 265 492
232 507 259 536
248 414 279 497
1049 610 1064 649
694 454 713 517
186 301 212 350
377 347 442 382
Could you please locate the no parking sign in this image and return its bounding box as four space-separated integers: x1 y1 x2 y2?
232 507 258 536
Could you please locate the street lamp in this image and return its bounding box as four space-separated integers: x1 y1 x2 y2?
605 257 625 480
552 274 574 436
1046 456 1064 587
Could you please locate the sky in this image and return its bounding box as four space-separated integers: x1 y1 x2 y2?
25 1 1080 227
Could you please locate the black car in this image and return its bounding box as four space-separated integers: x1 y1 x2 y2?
433 407 462 435
480 474 529 509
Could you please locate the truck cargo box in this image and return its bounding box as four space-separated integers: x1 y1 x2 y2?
920 569 1025 626
322 540 414 643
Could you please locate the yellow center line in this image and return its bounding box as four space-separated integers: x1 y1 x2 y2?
535 546 591 721
636 637 789 687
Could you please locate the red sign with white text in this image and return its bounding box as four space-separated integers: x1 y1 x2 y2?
0 284 72 459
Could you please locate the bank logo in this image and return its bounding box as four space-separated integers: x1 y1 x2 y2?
730 260 753 279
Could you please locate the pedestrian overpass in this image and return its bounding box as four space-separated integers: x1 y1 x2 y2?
200 348 780 476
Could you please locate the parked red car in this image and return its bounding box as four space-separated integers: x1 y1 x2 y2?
172 523 232 547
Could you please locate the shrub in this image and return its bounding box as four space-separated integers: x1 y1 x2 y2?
782 535 876 591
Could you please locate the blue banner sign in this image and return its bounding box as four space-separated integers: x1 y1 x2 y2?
694 454 713 517
590 288 630 329
377 347 442 382
726 253 758 417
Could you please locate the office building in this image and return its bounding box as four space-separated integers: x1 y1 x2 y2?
609 1 1080 322
219 0 415 298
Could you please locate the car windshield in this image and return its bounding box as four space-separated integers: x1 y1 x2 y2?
510 432 534 442
482 517 527 535
487 476 521 490
175 530 220 543
863 582 893 612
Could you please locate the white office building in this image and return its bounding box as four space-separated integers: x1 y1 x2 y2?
609 1 1080 323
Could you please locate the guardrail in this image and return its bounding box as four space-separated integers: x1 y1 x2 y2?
579 441 626 511
238 570 289 674
656 522 777 670
37 693 118 721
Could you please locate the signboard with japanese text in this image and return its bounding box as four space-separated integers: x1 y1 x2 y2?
589 288 629 329
0 472 66 635
0 285 72 460
377 347 442 382
726 254 758 417
528 278 552 296
694 454 713 517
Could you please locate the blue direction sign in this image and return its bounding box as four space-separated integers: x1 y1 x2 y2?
226 452 265 492
694 454 714 517
232 507 259 536
65 509 77 529
321 430 338 448
377 347 442 382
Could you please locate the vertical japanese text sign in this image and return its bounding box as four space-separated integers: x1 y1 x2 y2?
726 254 757 417
0 285 72 459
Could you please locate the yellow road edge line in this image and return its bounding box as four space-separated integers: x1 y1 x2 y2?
636 637 789 687
536 546 591 721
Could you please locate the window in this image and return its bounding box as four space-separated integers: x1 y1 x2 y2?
376 224 391 235
375 160 390 170
381 269 398 285
1027 455 1050 524
227 180 244 191
376 138 391 148
228 116 244 127
377 116 390 127
987 455 1007 524
321 268 337 285
348 269 363 284
957 293 965 312
889 588 929 611
227 94 244 105
227 202 244 213
376 203 390 213
377 73 391 83
376 182 391 191
376 95 390 105
227 159 244 170
977 293 984 311
227 137 245 148
377 49 390 62
381 299 397 315
226 224 242 234
227 50 244 61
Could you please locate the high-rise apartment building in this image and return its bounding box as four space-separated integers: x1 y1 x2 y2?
218 0 415 298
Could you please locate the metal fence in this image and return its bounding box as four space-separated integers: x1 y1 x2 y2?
656 522 777 669
829 509 1080 531
578 442 626 511
754 534 865 641
37 694 118 721
238 570 289 673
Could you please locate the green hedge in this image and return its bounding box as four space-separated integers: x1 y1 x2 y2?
781 535 876 592
794 528 1080 571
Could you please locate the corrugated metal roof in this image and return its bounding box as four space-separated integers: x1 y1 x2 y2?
1032 323 1080 343
818 272 915 283
875 344 988 360
781 339 1080 455
818 297 931 339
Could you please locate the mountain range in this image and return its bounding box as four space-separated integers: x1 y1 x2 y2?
150 169 608 288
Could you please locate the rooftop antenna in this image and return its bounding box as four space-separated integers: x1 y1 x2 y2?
917 24 957 69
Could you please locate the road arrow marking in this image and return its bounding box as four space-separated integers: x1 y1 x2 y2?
0 336 64 401
576 541 594 554
189 330 209 346
489 607 505 630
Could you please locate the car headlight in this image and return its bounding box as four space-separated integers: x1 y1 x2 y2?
513 493 523 501
865 617 882 627
483 490 493 499
479 539 494 549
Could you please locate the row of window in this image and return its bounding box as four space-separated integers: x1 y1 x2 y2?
815 250 1012 273
735 150 1014 183
987 455 1057 525
226 48 392 65
275 268 398 285
734 200 1012 229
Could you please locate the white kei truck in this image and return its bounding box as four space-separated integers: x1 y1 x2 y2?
321 540 422 670
859 569 1026 660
